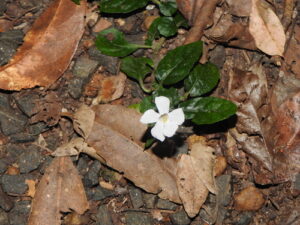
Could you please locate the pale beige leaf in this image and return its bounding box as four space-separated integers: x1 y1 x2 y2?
249 0 286 56
28 157 88 225
73 105 95 138
86 104 181 203
177 154 209 217
0 0 86 90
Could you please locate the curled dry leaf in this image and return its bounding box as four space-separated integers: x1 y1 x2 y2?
249 0 286 56
0 0 86 90
73 105 95 139
86 104 181 203
28 157 88 225
177 138 216 217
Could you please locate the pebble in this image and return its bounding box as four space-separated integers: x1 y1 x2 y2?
73 55 99 79
8 200 31 225
0 209 9 225
1 174 28 195
68 78 86 99
18 145 43 173
128 186 144 208
28 122 48 135
83 160 101 187
95 204 113 225
9 133 37 143
0 0 6 15
156 199 178 210
124 212 153 225
0 30 24 66
234 186 265 211
88 46 119 75
0 159 8 174
142 193 157 209
170 210 191 225
234 211 254 225
14 92 39 117
86 186 114 201
76 155 90 176
0 186 13 211
5 144 25 162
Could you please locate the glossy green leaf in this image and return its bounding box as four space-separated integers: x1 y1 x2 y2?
100 0 149 13
121 57 153 81
185 63 220 97
95 28 144 57
174 11 189 28
159 1 177 16
140 96 155 113
153 86 180 108
156 41 203 85
179 97 237 124
145 17 161 45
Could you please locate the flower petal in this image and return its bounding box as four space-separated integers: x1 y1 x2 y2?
155 96 170 115
140 109 160 124
163 122 178 137
168 108 185 125
151 121 165 142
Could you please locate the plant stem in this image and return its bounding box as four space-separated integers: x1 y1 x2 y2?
136 44 152 49
181 92 190 101
139 79 152 93
151 0 161 5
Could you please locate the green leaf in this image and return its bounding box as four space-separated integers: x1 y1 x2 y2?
100 0 149 13
95 28 143 57
185 63 220 97
140 96 155 113
179 97 237 124
72 0 81 5
153 86 180 108
174 11 189 28
145 17 177 45
121 57 153 81
145 138 155 148
155 41 203 85
159 1 177 16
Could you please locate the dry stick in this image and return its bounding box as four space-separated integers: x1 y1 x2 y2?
184 0 221 44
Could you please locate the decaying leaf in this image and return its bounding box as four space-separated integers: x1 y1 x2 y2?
226 0 252 17
86 104 181 203
177 138 216 217
28 157 88 225
249 0 286 56
73 105 95 139
0 0 86 90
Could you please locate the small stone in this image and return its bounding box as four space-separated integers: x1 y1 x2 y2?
86 186 114 201
0 159 8 174
73 55 99 79
5 144 25 162
9 133 37 143
124 212 153 225
88 46 119 75
14 92 39 117
142 193 157 209
0 186 13 211
83 160 101 187
18 145 42 173
0 209 9 225
234 211 254 225
77 155 90 176
128 186 144 208
8 200 31 225
1 175 28 195
28 122 48 135
68 77 86 99
214 156 227 176
234 186 265 211
156 199 178 210
170 210 191 225
95 205 113 225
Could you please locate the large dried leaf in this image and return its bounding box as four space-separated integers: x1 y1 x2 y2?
177 139 216 217
86 105 181 203
0 0 86 90
249 0 286 56
28 157 89 225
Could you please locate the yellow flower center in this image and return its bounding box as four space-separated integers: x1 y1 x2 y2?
159 113 169 123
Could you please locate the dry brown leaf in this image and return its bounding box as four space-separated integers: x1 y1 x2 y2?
28 157 88 225
85 104 181 203
73 105 95 139
177 138 216 217
0 0 86 90
226 0 252 17
249 0 286 56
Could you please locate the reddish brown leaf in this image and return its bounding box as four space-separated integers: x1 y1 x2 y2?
0 0 86 90
86 104 181 203
28 157 88 225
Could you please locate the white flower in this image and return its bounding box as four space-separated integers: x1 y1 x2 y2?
140 96 185 142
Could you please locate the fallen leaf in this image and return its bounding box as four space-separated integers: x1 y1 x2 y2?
214 156 227 176
28 157 89 225
234 186 265 211
176 137 216 217
226 0 252 17
25 179 36 198
73 105 95 139
249 0 286 56
0 0 86 90
85 104 181 203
